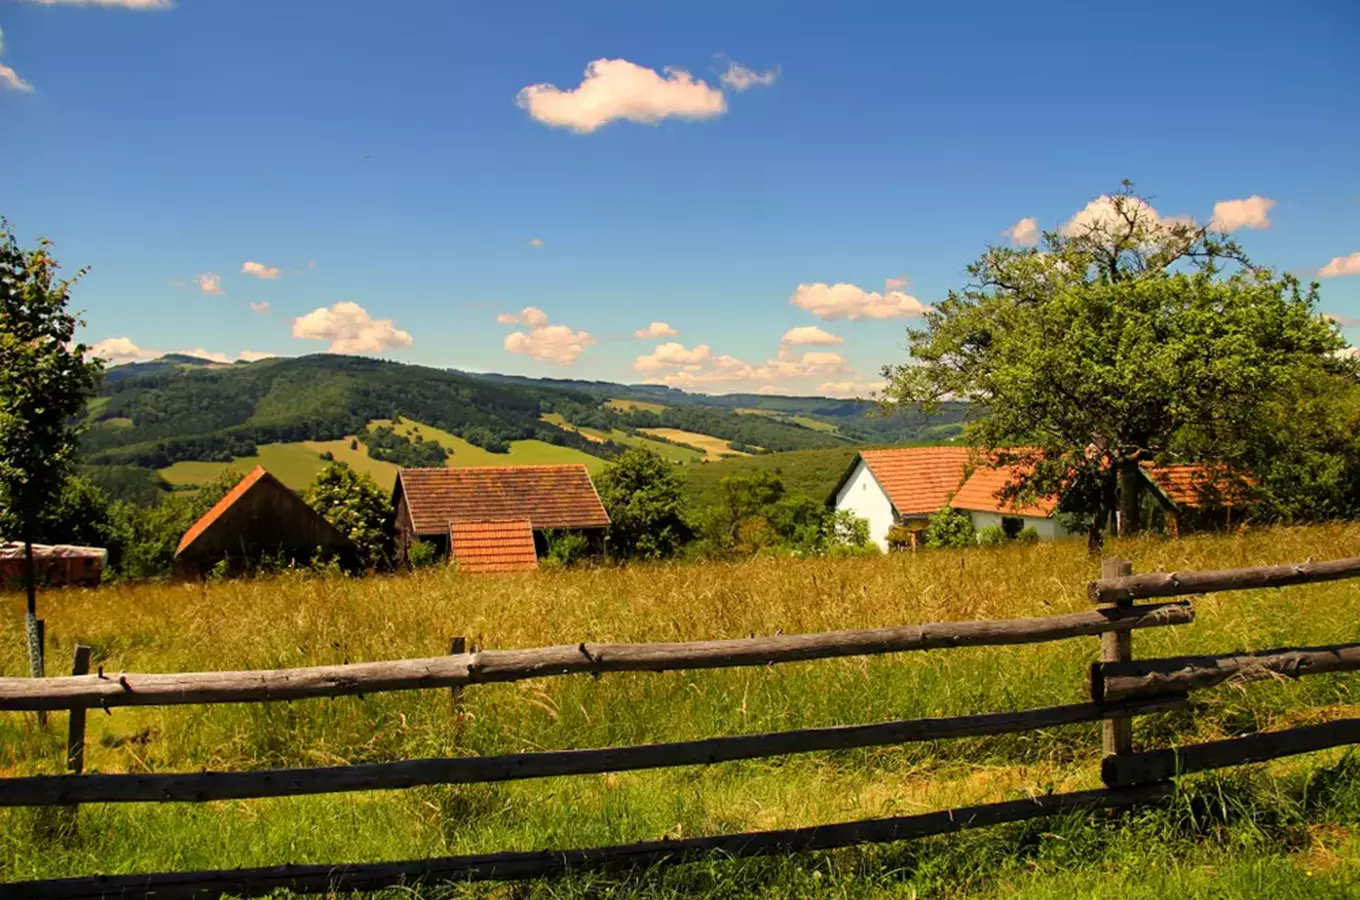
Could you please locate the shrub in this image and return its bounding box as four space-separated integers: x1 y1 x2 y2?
543 529 590 567
976 525 1006 547
1016 525 1041 544
302 462 394 570
407 539 438 569
922 507 975 549
596 448 693 560
886 524 915 552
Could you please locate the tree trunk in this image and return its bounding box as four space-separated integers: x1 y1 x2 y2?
1117 460 1141 535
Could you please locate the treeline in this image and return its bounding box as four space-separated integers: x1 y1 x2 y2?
357 424 447 467
546 398 851 453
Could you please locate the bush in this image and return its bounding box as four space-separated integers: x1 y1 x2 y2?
1016 525 1040 544
302 462 394 570
885 524 915 552
407 539 439 569
543 529 590 566
922 507 975 549
976 525 1006 547
596 448 693 560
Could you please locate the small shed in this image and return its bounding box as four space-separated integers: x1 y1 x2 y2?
0 543 106 589
830 448 972 550
392 465 610 570
174 466 359 579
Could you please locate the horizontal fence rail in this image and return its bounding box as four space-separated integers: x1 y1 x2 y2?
1103 717 1360 786
6 784 1175 900
0 697 1185 807
1088 556 1360 605
0 602 1194 712
1090 642 1360 703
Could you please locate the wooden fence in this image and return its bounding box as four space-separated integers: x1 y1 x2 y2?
2 554 1359 900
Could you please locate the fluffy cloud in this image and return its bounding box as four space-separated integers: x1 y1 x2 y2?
527 238 545 248
1004 216 1040 247
517 58 726 133
27 0 172 6
818 379 887 399
633 321 679 339
498 308 593 365
292 301 414 354
633 339 849 389
1060 195 1194 238
790 282 927 320
249 301 271 314
197 273 224 296
0 28 33 94
1319 251 1360 279
1211 196 1275 232
781 325 843 347
88 337 267 365
497 306 550 327
885 275 910 290
719 60 778 91
241 260 282 280
633 341 712 371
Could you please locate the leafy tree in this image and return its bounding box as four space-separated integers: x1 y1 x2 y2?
0 223 104 675
827 509 872 550
596 447 693 559
882 182 1350 551
922 507 975 549
303 462 393 570
542 528 590 566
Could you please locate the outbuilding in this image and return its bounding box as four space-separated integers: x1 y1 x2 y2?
830 448 972 551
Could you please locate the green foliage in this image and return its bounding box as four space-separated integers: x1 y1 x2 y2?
0 223 105 562
406 539 438 569
357 424 447 468
596 447 693 560
105 469 245 580
542 529 590 567
1016 525 1040 544
827 508 872 550
923 507 975 549
977 524 1006 547
620 405 848 453
886 523 916 551
302 462 393 570
81 464 171 506
882 182 1352 544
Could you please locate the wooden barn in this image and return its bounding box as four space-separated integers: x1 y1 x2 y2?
174 466 359 579
392 465 610 573
0 543 106 589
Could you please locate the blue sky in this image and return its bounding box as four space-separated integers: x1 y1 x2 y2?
1 0 1357 397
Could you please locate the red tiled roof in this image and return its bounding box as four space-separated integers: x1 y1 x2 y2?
450 519 539 574
399 465 610 535
855 448 972 516
1144 464 1251 508
951 464 1058 518
176 466 270 555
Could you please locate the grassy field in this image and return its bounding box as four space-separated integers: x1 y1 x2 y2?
542 414 705 465
5 525 1360 897
684 445 864 505
640 427 750 461
737 408 842 434
606 398 666 414
378 419 607 474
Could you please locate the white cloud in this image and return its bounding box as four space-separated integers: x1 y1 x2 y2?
197 273 224 296
1060 195 1194 238
633 341 713 371
1319 251 1360 279
292 301 413 354
1004 216 1040 247
527 238 545 248
634 338 850 389
88 337 267 365
1211 196 1275 232
249 301 271 314
885 275 910 290
790 282 928 320
0 28 33 93
26 0 172 6
497 308 593 365
719 60 778 91
497 306 550 327
241 260 282 280
818 379 887 399
781 325 843 346
633 321 679 339
516 58 726 133
756 385 793 396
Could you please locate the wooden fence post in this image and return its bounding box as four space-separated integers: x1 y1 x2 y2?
449 637 467 744
67 646 91 773
27 616 46 727
1100 558 1134 769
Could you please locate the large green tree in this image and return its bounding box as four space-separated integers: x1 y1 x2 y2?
303 462 394 570
596 447 693 560
0 222 104 675
881 183 1352 551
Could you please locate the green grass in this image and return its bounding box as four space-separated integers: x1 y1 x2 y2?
737 408 843 434
378 418 607 474
542 414 704 465
606 398 666 414
5 525 1360 896
157 442 336 490
640 427 750 460
684 445 864 505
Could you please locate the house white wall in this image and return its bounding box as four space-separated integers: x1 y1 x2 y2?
834 460 896 551
967 510 1078 541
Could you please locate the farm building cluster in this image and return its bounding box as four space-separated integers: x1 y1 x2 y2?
832 448 1245 552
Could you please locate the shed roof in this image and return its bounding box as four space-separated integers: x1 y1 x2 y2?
398 465 610 535
951 464 1059 518
845 448 972 517
175 466 353 558
0 543 106 562
1143 464 1251 509
449 519 539 574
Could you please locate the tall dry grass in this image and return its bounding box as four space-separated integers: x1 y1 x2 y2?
3 523 1360 896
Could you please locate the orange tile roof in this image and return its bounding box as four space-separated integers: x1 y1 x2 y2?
951 464 1058 518
856 448 972 516
175 466 271 555
1144 464 1251 508
449 519 539 574
399 465 610 535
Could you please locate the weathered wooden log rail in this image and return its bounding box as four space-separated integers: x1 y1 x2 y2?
0 602 1194 712
5 552 1360 900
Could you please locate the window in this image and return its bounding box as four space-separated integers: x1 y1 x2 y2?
1001 516 1024 539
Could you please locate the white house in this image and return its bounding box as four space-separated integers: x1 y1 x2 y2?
831 448 972 551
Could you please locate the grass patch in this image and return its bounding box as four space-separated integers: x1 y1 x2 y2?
641 427 750 460
607 398 666 414
4 524 1360 895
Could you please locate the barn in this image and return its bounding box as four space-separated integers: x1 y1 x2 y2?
830 448 972 551
392 465 610 573
173 466 359 579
